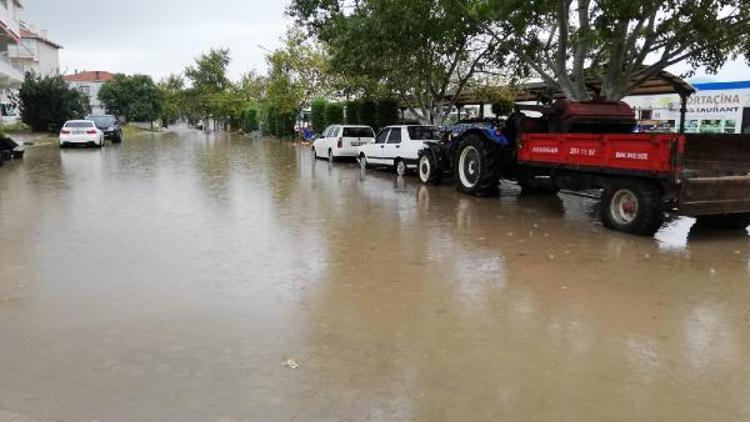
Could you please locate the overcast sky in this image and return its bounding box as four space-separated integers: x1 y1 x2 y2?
23 0 289 81
21 1 750 84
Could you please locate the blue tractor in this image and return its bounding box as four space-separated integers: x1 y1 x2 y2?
417 118 510 193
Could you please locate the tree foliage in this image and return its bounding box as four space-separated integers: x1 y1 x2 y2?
289 0 499 124
99 74 162 122
311 97 328 132
17 73 90 132
324 102 344 125
462 0 750 101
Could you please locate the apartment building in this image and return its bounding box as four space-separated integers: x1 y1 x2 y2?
8 23 62 76
63 71 116 115
0 0 25 95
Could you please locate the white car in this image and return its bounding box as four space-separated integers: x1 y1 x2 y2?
358 125 442 176
313 125 375 161
59 120 104 148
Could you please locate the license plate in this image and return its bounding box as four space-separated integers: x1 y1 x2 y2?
74 131 85 135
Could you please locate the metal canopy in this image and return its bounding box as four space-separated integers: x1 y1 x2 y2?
451 70 695 105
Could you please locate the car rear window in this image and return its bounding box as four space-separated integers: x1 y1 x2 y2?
408 126 441 140
65 121 95 128
88 116 117 126
343 127 374 138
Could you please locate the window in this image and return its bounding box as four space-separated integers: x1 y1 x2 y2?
407 126 441 140
387 128 402 144
343 127 375 138
80 85 91 96
65 121 95 128
333 126 341 137
640 110 653 120
323 126 333 137
375 129 389 144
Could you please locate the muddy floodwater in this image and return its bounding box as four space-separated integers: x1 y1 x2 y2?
1 126 749 422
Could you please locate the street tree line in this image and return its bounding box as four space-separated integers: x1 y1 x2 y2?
13 0 750 134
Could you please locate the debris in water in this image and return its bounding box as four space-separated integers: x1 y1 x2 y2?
283 359 299 370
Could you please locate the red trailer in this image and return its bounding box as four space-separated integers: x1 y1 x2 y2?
447 100 750 236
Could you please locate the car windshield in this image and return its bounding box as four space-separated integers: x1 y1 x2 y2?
88 116 117 127
65 121 95 128
343 127 374 138
408 126 441 140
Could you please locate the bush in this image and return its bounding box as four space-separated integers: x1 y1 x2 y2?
376 98 400 130
265 105 277 136
311 97 327 134
324 102 344 126
276 112 296 138
243 108 259 132
18 73 90 132
360 99 377 130
345 100 362 125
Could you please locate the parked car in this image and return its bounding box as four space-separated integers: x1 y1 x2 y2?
358 125 442 176
87 115 123 143
313 125 375 161
59 120 104 148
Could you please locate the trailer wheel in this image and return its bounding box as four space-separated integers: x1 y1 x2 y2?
601 180 664 236
418 154 441 185
695 213 750 230
455 133 500 196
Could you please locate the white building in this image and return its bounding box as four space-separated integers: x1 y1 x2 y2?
0 0 25 95
625 81 750 134
63 71 116 115
8 23 62 76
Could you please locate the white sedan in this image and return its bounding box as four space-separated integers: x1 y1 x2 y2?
59 120 104 148
358 125 442 176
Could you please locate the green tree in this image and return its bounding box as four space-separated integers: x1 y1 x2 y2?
184 48 233 127
289 0 498 124
99 74 162 123
17 73 90 132
158 74 185 125
345 100 362 125
311 97 328 132
462 0 750 101
360 99 377 130
243 107 259 132
376 99 399 128
324 102 344 125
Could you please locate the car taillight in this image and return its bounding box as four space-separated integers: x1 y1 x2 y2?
337 137 343 148
60 130 70 135
87 129 97 134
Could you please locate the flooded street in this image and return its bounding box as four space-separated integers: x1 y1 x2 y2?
1 126 749 421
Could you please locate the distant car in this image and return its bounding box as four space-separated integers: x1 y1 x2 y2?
87 115 122 143
59 120 104 148
313 125 375 161
358 125 442 176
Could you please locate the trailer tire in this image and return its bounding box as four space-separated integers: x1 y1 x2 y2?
601 180 664 236
695 213 750 230
418 154 441 185
455 133 500 196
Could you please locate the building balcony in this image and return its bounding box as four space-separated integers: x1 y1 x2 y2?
0 51 24 88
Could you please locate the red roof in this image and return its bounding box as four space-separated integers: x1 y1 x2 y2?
63 71 116 82
21 28 63 49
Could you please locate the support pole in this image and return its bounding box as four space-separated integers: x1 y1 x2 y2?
679 93 688 134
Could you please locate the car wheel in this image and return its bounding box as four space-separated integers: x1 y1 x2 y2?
600 179 664 236
395 159 407 177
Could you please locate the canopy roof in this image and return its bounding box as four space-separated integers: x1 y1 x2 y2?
452 70 695 105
